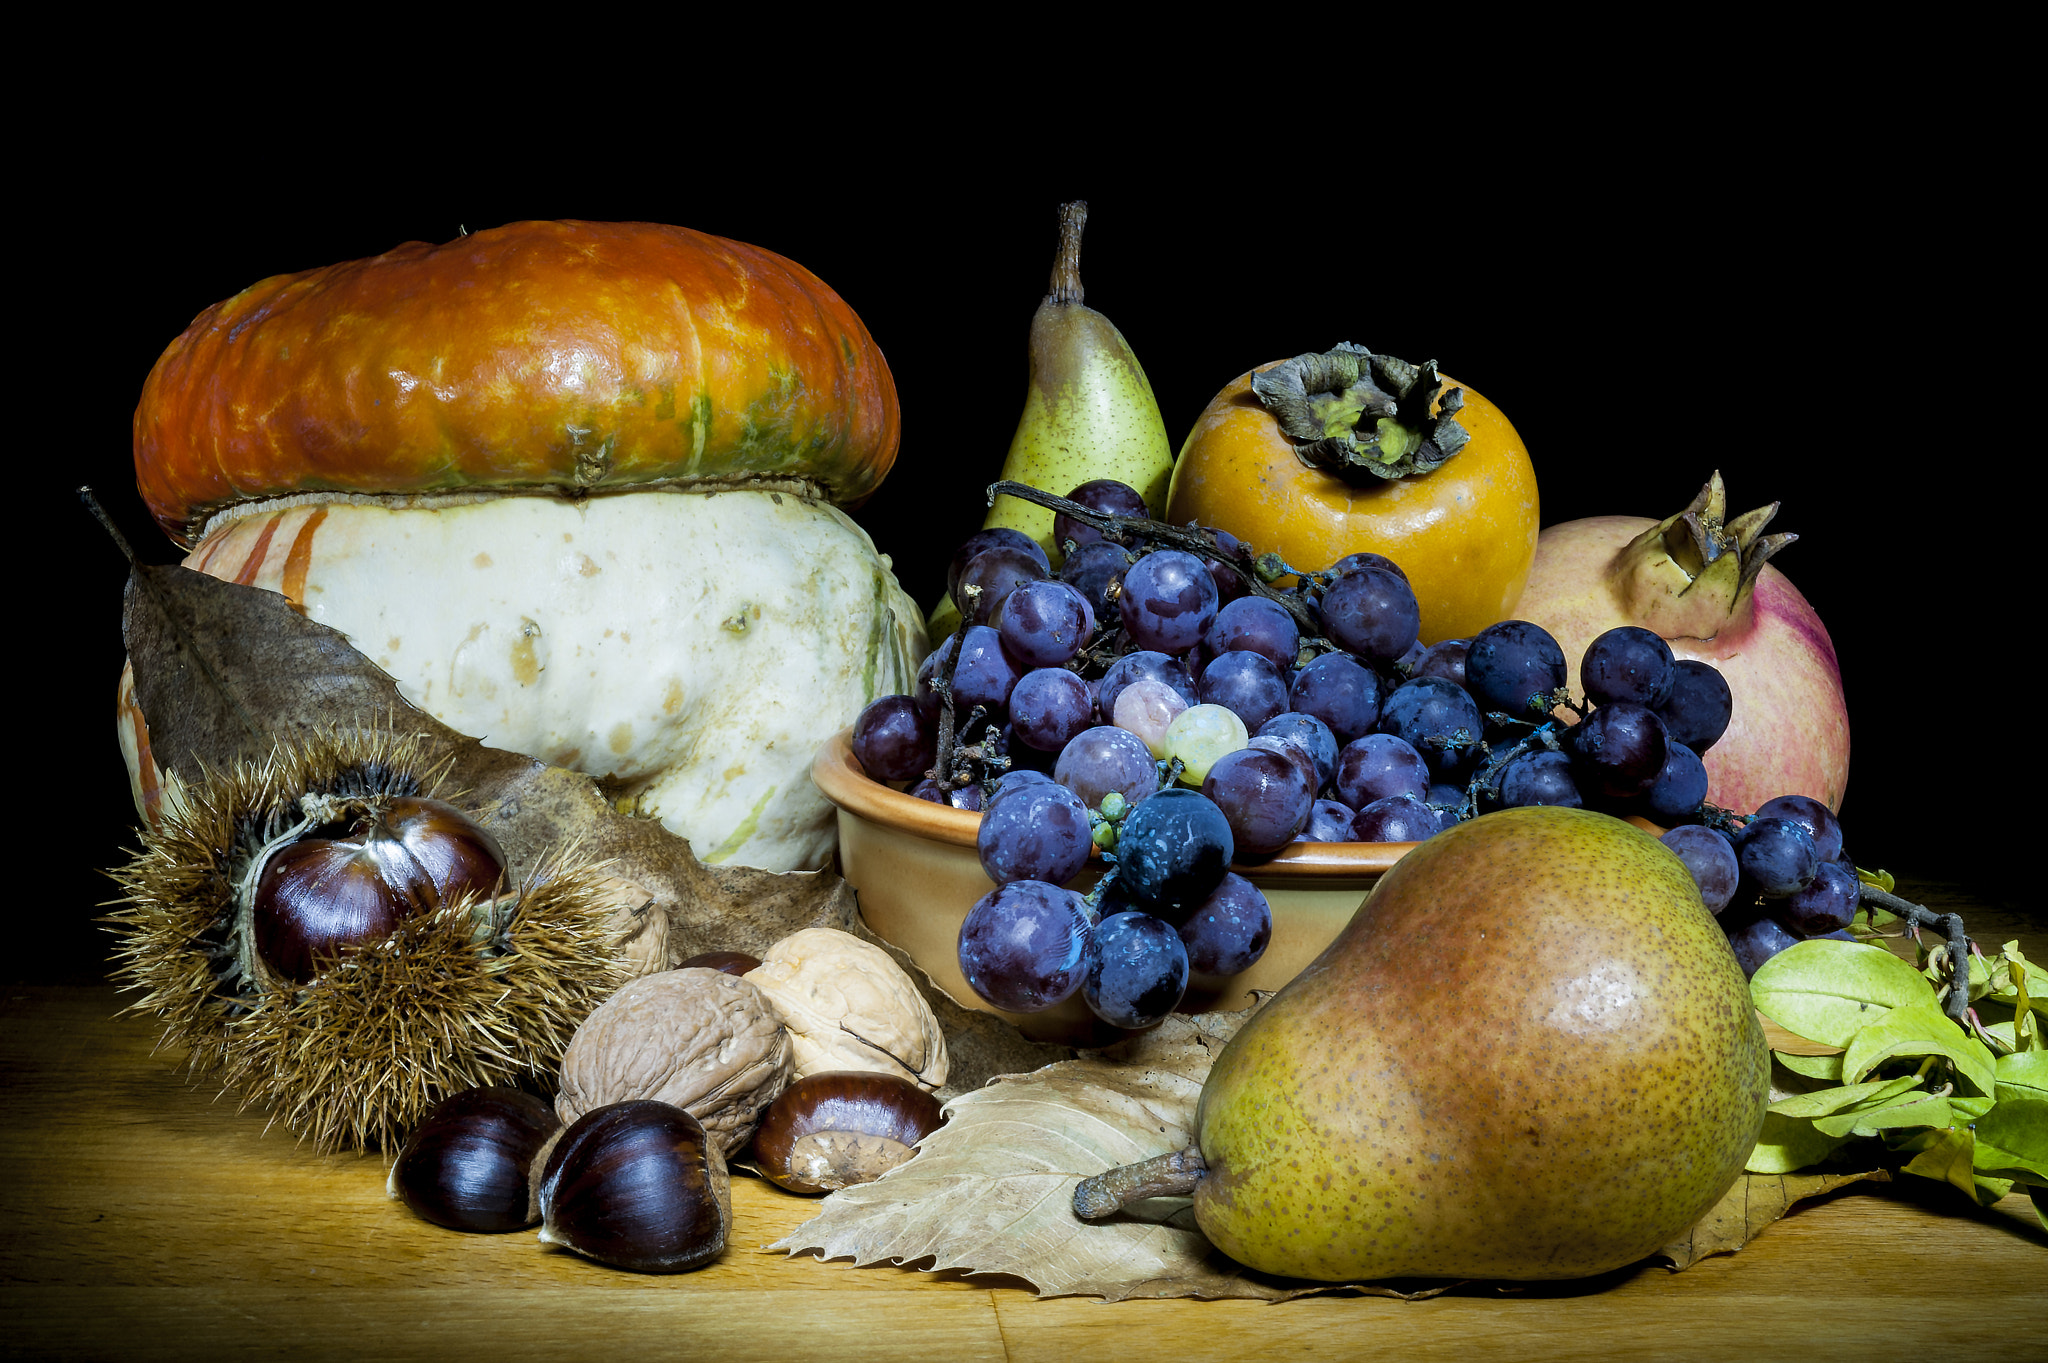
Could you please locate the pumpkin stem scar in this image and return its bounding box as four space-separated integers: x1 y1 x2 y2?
703 786 776 864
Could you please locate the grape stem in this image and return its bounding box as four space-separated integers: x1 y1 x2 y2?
1072 1146 1208 1219
986 481 1320 638
1859 884 1972 1021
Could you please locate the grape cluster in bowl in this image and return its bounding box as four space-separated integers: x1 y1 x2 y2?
849 478 1847 1032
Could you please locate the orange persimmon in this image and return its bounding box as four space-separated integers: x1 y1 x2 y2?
1166 361 1538 645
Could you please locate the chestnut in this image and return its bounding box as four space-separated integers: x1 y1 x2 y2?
254 796 506 983
536 1100 729 1273
387 1086 559 1232
676 950 762 977
750 1070 945 1196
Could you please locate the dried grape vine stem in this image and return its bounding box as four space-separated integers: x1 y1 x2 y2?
985 481 1320 638
1860 883 1972 1021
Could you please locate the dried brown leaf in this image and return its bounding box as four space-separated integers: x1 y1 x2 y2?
1658 1169 1892 1270
771 1003 1443 1302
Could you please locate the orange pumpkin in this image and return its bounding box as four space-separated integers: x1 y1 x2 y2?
1166 361 1538 645
134 219 899 546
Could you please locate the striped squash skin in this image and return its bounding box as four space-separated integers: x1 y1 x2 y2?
135 220 899 545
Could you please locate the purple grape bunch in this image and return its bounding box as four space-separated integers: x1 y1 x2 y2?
843 477 1827 1032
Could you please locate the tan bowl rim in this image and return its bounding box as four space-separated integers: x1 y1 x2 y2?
812 726 1415 874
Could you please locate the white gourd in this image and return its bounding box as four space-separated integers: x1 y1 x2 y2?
118 486 926 872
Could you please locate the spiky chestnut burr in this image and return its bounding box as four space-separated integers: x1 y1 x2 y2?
104 727 628 1152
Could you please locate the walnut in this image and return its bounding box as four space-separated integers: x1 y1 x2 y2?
743 928 948 1091
556 967 792 1155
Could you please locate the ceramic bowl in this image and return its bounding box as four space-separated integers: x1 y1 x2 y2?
811 727 1416 1044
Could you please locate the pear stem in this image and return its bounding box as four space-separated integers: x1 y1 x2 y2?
1048 202 1087 306
1073 1146 1207 1220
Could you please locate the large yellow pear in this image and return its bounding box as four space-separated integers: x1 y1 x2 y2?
1194 806 1767 1281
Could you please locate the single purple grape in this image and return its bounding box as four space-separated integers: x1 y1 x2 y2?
1009 668 1096 753
947 528 1048 602
957 881 1093 1012
1054 726 1160 811
1644 741 1710 824
1738 817 1820 898
1119 550 1220 654
1256 712 1338 791
1178 873 1272 978
1493 749 1584 810
1055 479 1149 555
977 780 1092 886
1582 626 1677 709
1661 824 1740 914
1351 793 1441 843
1201 746 1314 858
1465 620 1568 722
1377 677 1485 780
1725 912 1802 979
1566 703 1668 801
1204 596 1300 670
851 694 936 783
915 626 1023 721
1413 638 1470 687
1288 650 1382 742
1753 794 1844 864
1113 787 1234 923
997 579 1096 668
1656 660 1734 753
1082 912 1189 1029
1316 565 1420 663
1336 733 1430 809
1198 650 1291 734
1778 859 1861 935
1057 541 1131 628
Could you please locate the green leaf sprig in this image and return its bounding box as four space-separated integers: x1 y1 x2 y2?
1747 933 2045 1221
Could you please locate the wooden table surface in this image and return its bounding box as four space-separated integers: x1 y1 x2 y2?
5 878 2042 1363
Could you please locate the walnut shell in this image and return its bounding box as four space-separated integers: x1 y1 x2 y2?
556 968 792 1155
743 929 948 1091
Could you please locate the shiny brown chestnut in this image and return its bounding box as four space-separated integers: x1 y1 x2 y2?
254 796 507 983
387 1086 559 1232
751 1070 945 1195
536 1099 730 1273
676 951 762 977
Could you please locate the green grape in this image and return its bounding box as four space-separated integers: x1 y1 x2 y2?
1165 704 1249 786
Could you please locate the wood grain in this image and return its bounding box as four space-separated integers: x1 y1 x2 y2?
4 880 2040 1362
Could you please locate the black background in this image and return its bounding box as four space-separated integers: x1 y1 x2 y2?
30 134 2015 983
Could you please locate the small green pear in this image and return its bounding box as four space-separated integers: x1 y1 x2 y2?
983 202 1174 561
1189 806 1767 1282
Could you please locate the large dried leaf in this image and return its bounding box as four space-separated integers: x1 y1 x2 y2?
773 1003 1447 1302
1657 1169 1891 1270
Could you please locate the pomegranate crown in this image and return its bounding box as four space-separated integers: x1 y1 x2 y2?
1615 472 1798 638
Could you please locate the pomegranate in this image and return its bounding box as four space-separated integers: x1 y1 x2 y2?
1514 473 1848 817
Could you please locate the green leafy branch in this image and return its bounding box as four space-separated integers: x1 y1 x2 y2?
1747 928 2044 1222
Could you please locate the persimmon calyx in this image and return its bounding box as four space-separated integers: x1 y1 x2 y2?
1248 342 1471 481
1612 470 1800 638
